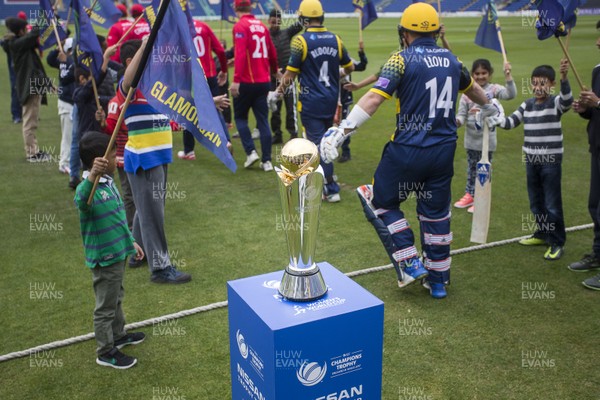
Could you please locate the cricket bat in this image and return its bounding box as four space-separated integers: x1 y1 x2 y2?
470 121 492 244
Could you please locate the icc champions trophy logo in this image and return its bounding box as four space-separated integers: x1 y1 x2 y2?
236 329 249 359
296 360 327 386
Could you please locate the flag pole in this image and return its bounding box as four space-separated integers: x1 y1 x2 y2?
87 0 173 205
358 10 363 44
90 74 102 111
115 14 144 47
556 36 585 91
51 18 65 54
496 24 508 66
66 3 73 28
85 0 99 17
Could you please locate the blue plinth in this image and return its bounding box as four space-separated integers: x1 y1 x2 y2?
228 262 384 400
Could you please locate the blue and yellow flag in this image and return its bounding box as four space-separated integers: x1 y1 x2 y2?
560 0 580 30
533 0 568 39
139 0 237 172
353 0 378 29
82 0 121 29
474 0 502 53
221 1 238 23
38 0 67 50
73 0 103 80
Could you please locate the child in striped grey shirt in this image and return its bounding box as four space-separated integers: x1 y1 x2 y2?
491 60 572 261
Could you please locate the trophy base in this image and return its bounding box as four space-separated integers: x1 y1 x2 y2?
278 268 328 302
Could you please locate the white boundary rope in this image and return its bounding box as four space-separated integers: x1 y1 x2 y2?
1 223 592 363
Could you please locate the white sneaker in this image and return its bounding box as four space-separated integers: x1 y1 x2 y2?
261 161 273 172
244 150 260 168
324 193 341 203
58 165 70 175
251 128 260 140
177 150 196 160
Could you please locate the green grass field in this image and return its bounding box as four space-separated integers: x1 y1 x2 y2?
1 15 600 399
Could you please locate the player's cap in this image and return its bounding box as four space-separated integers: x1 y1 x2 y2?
130 4 144 18
234 0 252 7
298 0 324 19
63 37 73 52
116 4 128 17
17 11 27 21
400 2 439 33
5 16 28 34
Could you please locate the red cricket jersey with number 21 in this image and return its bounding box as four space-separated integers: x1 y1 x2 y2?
232 14 278 84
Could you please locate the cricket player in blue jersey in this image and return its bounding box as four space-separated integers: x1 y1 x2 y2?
273 0 354 203
320 3 504 298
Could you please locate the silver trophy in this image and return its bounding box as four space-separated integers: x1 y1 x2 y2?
276 138 328 301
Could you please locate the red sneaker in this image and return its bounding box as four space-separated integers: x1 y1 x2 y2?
454 193 474 209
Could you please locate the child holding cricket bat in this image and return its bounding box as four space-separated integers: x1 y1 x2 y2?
490 60 572 260
455 59 516 213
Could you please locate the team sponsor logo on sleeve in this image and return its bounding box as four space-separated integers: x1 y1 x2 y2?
235 32 244 38
375 77 390 89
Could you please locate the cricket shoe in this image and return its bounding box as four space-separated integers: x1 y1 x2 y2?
568 254 600 272
518 235 546 246
454 193 474 209
96 348 137 369
251 128 260 140
244 150 260 168
397 257 428 288
421 279 447 299
177 151 196 160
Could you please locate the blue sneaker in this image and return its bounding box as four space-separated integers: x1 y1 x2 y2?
397 257 428 288
421 280 447 299
151 266 192 284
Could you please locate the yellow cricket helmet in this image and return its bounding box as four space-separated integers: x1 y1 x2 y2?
298 0 324 19
400 2 440 33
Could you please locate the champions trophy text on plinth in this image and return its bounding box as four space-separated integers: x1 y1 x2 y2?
275 138 328 301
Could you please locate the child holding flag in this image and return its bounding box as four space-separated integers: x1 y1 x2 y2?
454 59 516 212
490 60 572 260
74 131 145 369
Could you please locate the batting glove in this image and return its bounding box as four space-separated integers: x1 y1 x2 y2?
477 99 504 130
320 127 345 164
267 91 281 113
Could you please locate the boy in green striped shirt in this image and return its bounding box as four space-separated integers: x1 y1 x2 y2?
74 131 145 369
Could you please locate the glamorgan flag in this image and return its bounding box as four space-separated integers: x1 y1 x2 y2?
139 0 237 172
38 0 67 50
82 0 121 29
474 0 502 53
353 0 378 29
221 1 238 23
533 0 567 39
73 0 103 80
560 0 580 29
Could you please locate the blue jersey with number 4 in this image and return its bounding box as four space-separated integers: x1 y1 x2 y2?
287 26 353 119
371 37 473 148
